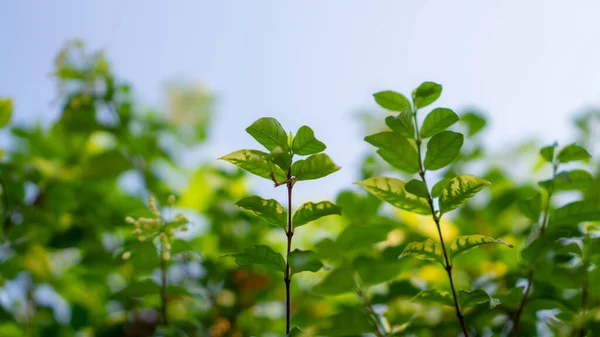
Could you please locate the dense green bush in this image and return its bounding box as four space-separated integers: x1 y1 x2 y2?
1 42 600 337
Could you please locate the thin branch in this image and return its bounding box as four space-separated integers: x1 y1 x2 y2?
353 273 387 337
284 172 294 334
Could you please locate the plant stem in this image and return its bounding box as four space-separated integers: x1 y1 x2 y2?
579 235 591 337
353 273 387 337
512 160 557 336
412 111 469 337
284 173 294 334
160 242 168 325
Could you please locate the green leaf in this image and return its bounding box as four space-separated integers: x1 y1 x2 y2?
356 177 430 215
364 132 420 173
540 143 557 162
81 150 132 179
431 178 451 198
312 268 355 295
404 179 429 198
413 82 442 108
245 117 289 151
292 153 340 181
226 245 285 273
373 90 412 112
335 224 394 251
412 289 454 306
449 235 513 260
0 98 12 128
292 201 341 228
550 200 600 227
286 327 310 337
354 256 404 286
518 192 542 221
292 125 326 155
220 149 287 181
270 147 293 171
424 131 464 170
385 108 415 139
459 289 500 309
236 196 287 229
460 112 487 136
289 250 323 275
439 174 490 214
116 279 160 298
539 169 594 191
316 310 373 336
557 143 591 163
420 108 459 139
399 240 444 265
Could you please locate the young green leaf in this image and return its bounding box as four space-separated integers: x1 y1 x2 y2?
0 98 12 129
413 82 442 108
517 192 542 221
556 143 591 163
424 131 464 170
459 289 500 309
292 201 341 228
460 112 487 137
292 125 326 155
420 108 459 139
540 143 557 162
539 169 594 191
439 174 490 214
219 149 287 181
399 239 444 265
356 177 430 215
404 179 429 198
550 200 600 227
412 289 454 307
236 196 287 229
312 268 355 295
448 235 513 260
385 108 415 139
270 147 293 171
364 132 420 173
226 245 286 273
431 178 451 198
245 117 289 152
289 249 323 275
373 90 412 112
292 153 340 181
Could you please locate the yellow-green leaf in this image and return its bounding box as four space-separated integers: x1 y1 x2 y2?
385 108 415 139
420 108 459 139
355 177 430 215
412 289 453 306
364 132 420 173
292 125 326 156
219 149 287 181
399 239 444 265
424 131 464 171
460 289 500 309
245 117 289 152
292 201 341 228
413 82 442 109
556 143 590 163
226 245 285 273
292 153 340 181
439 174 490 214
449 235 513 260
373 90 412 112
236 196 287 229
0 98 12 128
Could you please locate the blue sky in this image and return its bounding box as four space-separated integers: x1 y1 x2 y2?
2 0 600 201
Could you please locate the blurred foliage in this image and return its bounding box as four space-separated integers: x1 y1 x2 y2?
1 41 600 337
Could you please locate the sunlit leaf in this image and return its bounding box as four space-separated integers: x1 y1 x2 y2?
364 131 420 173
356 177 430 215
226 245 285 273
219 149 287 181
373 90 412 112
404 179 429 198
385 108 415 139
420 108 459 139
399 240 444 265
412 289 453 306
424 131 464 170
413 82 442 108
439 174 490 214
292 125 326 155
449 235 513 260
0 98 12 128
556 143 590 163
292 201 341 228
236 196 287 229
292 153 340 181
245 117 289 152
540 143 557 162
289 249 323 275
431 178 451 198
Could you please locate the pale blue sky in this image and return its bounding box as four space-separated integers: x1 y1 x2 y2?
2 1 600 201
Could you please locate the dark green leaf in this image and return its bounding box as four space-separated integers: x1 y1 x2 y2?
540 143 557 162
373 90 412 112
431 178 451 198
316 310 373 336
364 131 420 173
557 143 591 163
0 98 12 128
219 149 287 181
404 179 429 198
459 289 500 309
81 150 132 179
335 224 394 251
286 327 310 337
354 256 404 285
169 239 192 255
399 240 444 265
550 200 600 227
356 177 430 215
236 196 287 229
116 279 160 298
292 201 341 228
226 245 285 273
449 235 513 260
289 250 323 275
539 169 594 191
292 153 340 181
439 174 490 214
413 82 442 108
312 268 355 295
518 192 542 221
412 289 453 306
420 108 459 139
385 108 415 139
292 125 326 155
270 147 293 171
424 131 463 170
245 117 288 151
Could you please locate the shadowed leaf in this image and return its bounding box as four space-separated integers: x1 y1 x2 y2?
289 250 323 275
226 245 285 273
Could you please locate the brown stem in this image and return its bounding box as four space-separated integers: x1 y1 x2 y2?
413 111 469 337
284 175 293 334
512 270 533 336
